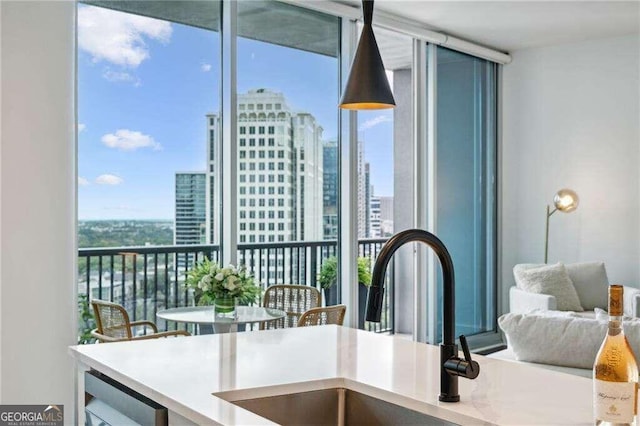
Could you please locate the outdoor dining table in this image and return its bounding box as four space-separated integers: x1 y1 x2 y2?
156 305 286 334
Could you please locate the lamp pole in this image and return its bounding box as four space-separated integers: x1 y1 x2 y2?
544 205 557 264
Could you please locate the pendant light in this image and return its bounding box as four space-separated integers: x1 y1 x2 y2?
339 0 395 110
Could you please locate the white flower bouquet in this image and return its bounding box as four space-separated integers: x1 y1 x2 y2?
185 258 260 306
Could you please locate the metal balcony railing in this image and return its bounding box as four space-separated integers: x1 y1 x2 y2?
78 239 394 338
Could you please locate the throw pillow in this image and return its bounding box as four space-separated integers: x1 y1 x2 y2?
498 312 640 369
513 263 545 289
564 262 609 310
517 263 583 311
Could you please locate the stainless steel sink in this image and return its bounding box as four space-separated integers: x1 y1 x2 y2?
226 388 459 425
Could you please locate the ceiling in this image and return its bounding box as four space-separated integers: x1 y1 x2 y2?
83 0 640 68
340 0 640 52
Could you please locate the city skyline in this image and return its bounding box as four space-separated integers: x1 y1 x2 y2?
77 3 394 221
175 89 394 247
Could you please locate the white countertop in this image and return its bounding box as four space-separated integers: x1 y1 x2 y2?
69 325 593 425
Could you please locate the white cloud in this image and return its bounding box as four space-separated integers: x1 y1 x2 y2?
101 129 161 151
359 115 393 131
78 177 89 186
78 5 172 68
78 123 86 133
95 174 124 185
201 63 212 72
102 69 141 86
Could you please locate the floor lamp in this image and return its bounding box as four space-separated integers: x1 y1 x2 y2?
545 189 579 263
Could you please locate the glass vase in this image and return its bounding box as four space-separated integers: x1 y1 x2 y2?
214 295 236 319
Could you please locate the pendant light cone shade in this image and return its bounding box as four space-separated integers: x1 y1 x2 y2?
339 0 395 110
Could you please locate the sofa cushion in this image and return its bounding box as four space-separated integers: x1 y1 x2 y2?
515 263 583 311
499 312 640 369
513 262 609 310
564 262 609 310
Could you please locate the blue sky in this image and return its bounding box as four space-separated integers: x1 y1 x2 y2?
78 4 394 220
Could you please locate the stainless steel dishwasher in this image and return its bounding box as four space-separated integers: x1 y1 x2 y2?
84 371 167 426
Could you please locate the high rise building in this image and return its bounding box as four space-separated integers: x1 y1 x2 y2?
177 90 335 284
179 101 376 248
205 89 324 246
174 172 207 245
323 140 338 239
370 196 381 238
357 142 371 238
292 112 324 241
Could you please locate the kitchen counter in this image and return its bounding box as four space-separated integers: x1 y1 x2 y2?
69 325 592 425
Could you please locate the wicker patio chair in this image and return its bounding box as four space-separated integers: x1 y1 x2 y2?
91 299 190 343
261 284 322 330
297 305 347 327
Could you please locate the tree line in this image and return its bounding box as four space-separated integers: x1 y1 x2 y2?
78 220 173 248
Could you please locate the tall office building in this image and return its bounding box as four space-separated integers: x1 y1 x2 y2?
174 172 207 245
323 140 338 239
205 89 324 246
292 112 324 241
324 140 372 239
357 142 372 238
370 196 381 238
203 89 326 284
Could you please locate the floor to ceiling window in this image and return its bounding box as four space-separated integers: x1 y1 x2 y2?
76 0 499 344
433 46 498 341
77 1 221 335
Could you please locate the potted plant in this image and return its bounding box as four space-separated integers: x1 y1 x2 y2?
318 256 372 329
318 256 339 305
185 258 261 318
77 293 96 344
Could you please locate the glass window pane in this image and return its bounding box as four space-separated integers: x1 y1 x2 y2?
435 47 497 339
77 1 220 336
233 2 340 297
356 26 412 331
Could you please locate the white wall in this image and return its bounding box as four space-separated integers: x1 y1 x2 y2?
501 34 640 313
0 0 76 419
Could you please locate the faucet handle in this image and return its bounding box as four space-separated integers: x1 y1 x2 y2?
443 335 480 380
458 335 480 379
459 335 473 364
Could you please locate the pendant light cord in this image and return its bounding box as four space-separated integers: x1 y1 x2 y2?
362 0 373 26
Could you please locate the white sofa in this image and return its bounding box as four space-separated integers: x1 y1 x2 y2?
509 262 640 318
491 262 640 377
490 311 640 378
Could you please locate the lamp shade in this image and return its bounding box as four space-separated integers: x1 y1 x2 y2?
339 0 395 110
553 188 579 213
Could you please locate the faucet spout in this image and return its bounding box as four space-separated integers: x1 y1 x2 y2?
365 228 480 402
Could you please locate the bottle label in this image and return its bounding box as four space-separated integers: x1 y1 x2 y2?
594 379 636 423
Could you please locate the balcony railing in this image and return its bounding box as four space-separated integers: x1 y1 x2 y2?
78 239 393 337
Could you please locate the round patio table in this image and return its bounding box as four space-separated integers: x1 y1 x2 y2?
156 306 285 334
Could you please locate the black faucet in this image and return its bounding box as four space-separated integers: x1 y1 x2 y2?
365 229 480 402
